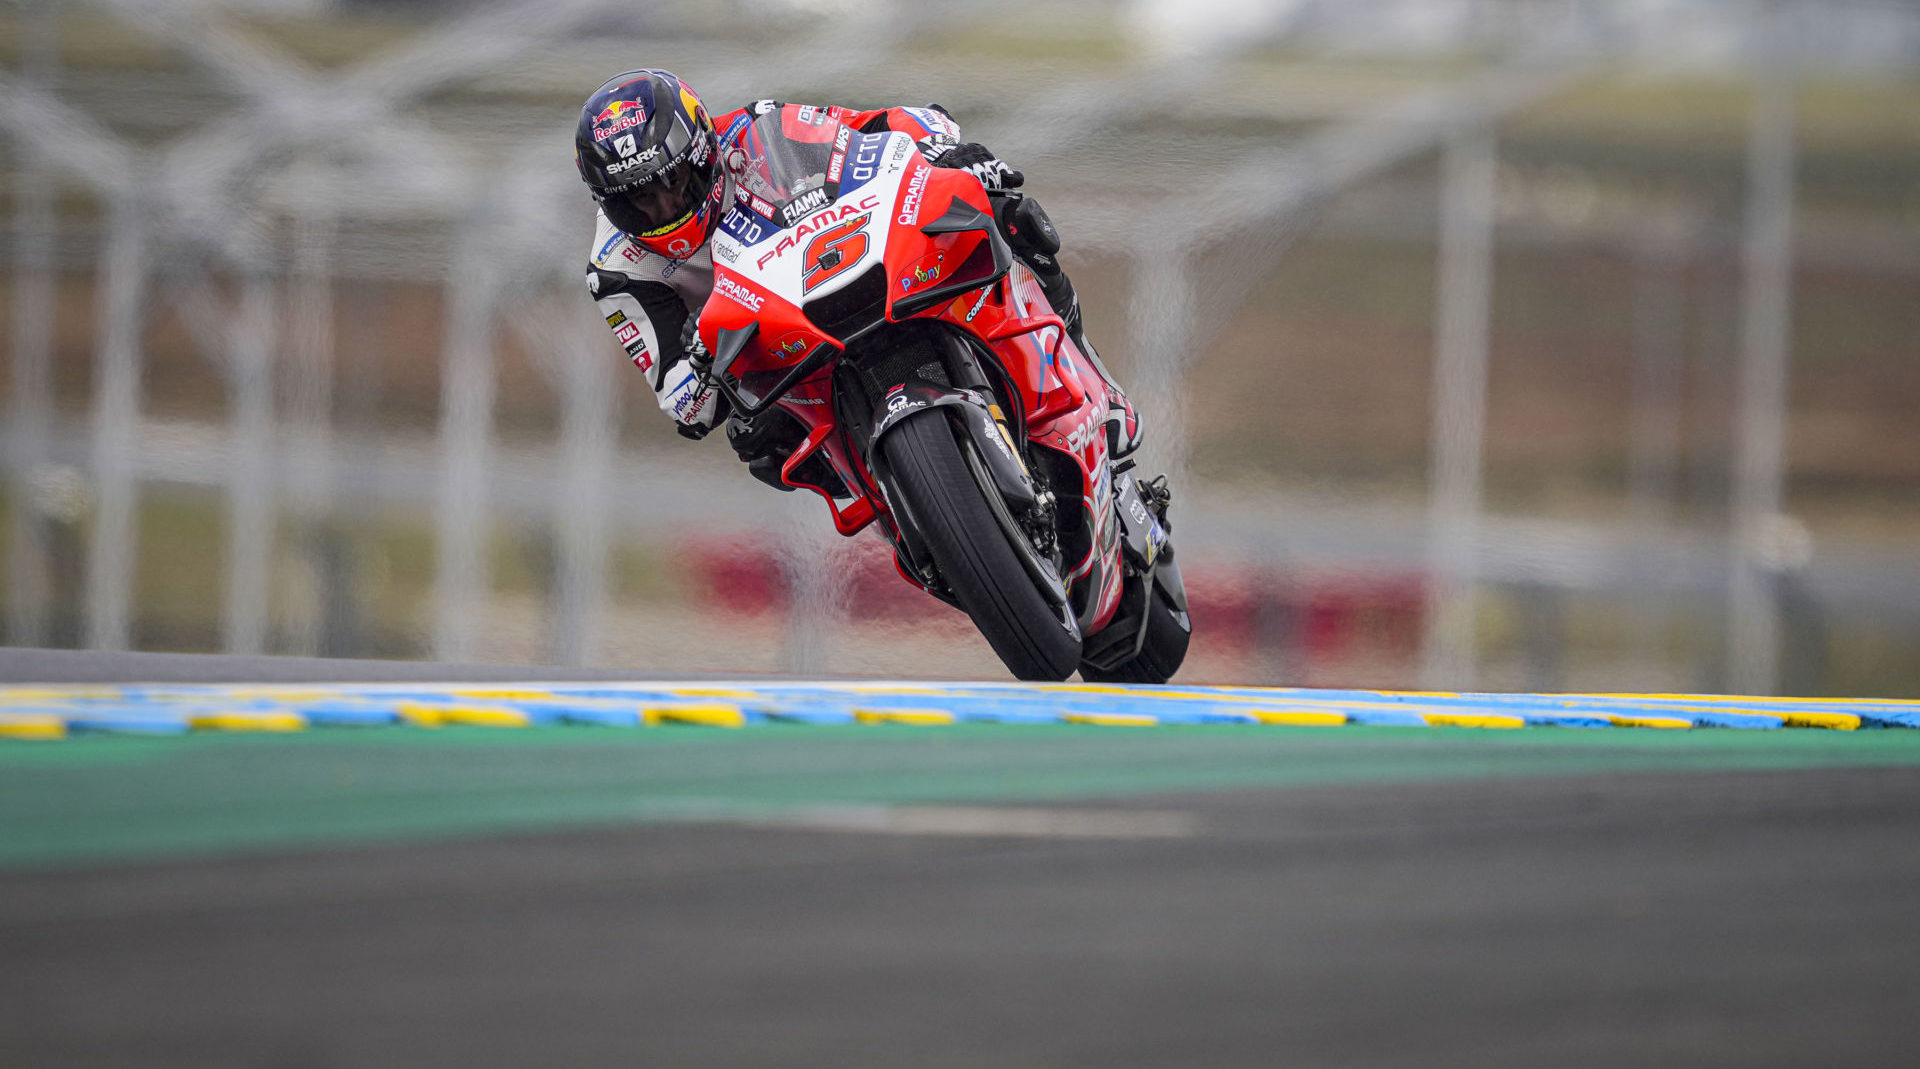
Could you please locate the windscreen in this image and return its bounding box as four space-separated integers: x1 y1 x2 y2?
732 105 861 229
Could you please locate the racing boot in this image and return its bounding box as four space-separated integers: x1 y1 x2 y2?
995 193 1143 464
727 409 849 498
1032 262 1143 465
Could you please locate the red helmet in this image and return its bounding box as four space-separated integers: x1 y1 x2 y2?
574 69 724 258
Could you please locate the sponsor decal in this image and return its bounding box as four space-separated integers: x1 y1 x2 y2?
713 238 740 263
897 163 932 226
1063 408 1102 454
605 310 627 328
849 137 883 182
593 99 647 142
771 335 810 360
721 208 768 246
779 186 831 227
756 194 880 269
903 107 958 140
826 125 853 185
986 403 1023 464
596 231 624 262
889 137 912 165
801 213 873 294
723 146 749 175
605 149 661 175
688 131 711 168
899 251 945 293
628 339 653 373
965 282 994 322
714 274 765 312
615 321 641 346
667 237 694 258
883 384 924 415
796 104 827 126
620 245 643 264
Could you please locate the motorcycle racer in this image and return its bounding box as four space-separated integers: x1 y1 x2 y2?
574 69 1142 467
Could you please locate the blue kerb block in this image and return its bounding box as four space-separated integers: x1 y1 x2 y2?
1515 712 1614 728
1343 708 1431 727
552 705 644 727
1864 710 1920 729
300 703 402 727
65 714 192 736
535 688 690 702
1685 710 1786 730
763 706 859 725
953 705 1062 724
1133 704 1258 725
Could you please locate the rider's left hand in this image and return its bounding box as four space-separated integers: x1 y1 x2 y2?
932 142 1024 192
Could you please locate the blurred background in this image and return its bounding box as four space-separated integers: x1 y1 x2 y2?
1 0 1915 695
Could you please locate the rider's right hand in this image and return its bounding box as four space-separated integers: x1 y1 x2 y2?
680 315 713 373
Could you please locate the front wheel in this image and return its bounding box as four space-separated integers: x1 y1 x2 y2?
879 410 1082 681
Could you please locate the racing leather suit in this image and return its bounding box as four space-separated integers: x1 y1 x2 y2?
584 100 1135 453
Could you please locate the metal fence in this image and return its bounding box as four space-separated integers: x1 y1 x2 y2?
5 0 1919 692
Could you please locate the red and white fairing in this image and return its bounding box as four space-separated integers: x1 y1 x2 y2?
699 110 1129 633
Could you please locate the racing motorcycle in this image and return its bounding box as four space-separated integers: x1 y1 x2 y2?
694 104 1190 682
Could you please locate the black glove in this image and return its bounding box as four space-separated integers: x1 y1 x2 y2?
931 142 1024 192
680 314 712 373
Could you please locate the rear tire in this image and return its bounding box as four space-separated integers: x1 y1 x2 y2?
880 410 1081 681
1079 566 1191 684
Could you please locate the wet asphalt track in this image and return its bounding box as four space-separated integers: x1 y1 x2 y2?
4 650 1919 1067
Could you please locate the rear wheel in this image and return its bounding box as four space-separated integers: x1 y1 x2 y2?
879 409 1081 681
1079 557 1192 684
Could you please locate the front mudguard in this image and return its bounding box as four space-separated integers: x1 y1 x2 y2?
867 378 1037 511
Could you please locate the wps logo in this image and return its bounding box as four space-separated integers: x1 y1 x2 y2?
801 213 872 294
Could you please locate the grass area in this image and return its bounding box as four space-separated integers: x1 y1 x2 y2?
5 721 1920 871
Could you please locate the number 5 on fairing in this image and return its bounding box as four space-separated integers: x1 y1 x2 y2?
801 213 871 294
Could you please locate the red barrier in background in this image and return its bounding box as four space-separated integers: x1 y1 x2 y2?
677 535 1428 680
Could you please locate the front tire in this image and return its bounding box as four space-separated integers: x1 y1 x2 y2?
880 410 1082 681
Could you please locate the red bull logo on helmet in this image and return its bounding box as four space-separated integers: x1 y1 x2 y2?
593 99 648 141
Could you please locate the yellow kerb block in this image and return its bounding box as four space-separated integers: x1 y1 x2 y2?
1420 713 1526 729
852 707 956 726
1 687 118 704
1245 709 1348 727
398 702 532 728
188 713 307 733
0 715 67 740
644 704 747 728
1062 712 1160 727
1606 714 1692 730
1778 711 1861 730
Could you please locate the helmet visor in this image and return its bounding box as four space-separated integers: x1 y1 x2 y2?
602 153 715 237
